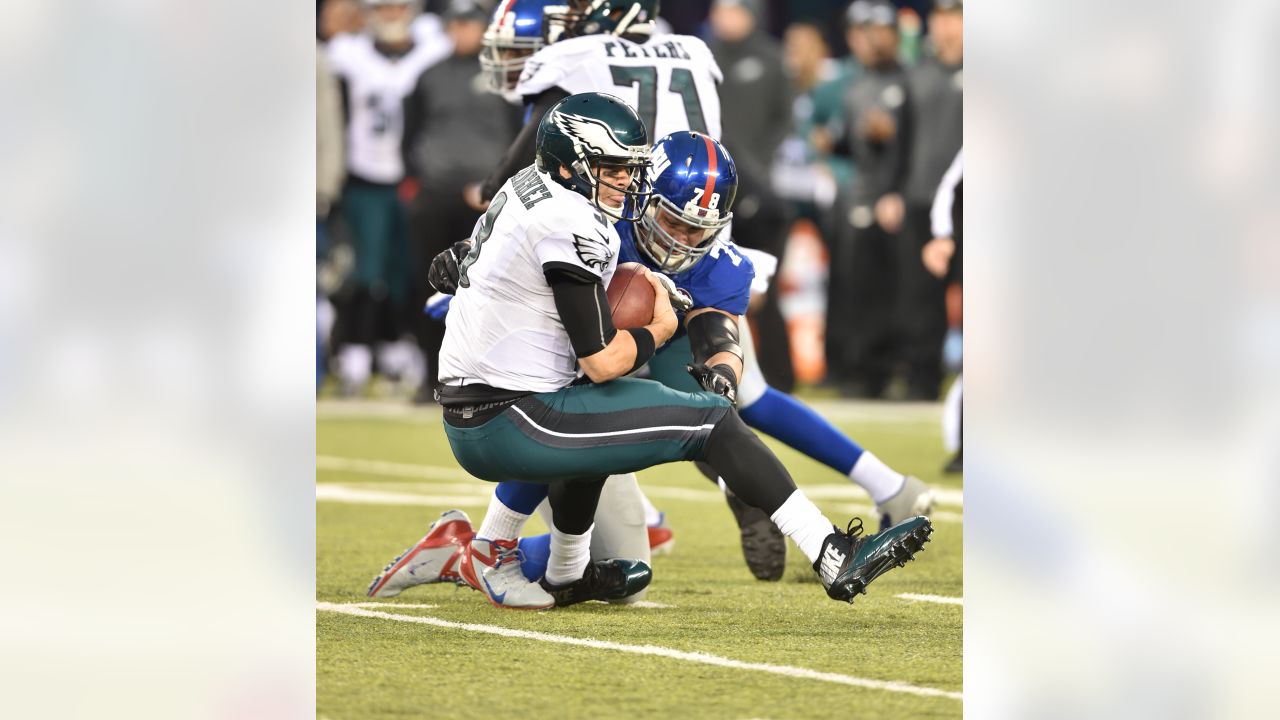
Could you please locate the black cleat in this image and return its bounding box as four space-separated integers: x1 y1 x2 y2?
725 490 787 581
813 516 933 604
539 559 652 608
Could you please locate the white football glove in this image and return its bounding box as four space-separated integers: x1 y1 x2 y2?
651 271 694 312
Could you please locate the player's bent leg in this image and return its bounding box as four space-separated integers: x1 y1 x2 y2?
588 473 652 603
442 378 732 484
525 473 652 602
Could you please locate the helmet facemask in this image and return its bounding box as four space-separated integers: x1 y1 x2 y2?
480 34 543 95
575 155 653 222
637 191 732 273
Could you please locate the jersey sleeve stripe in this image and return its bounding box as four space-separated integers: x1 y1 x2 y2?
699 134 717 208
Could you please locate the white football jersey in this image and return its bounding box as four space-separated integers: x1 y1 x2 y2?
439 166 622 392
326 32 451 182
516 33 723 142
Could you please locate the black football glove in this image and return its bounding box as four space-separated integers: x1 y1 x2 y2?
686 362 738 405
427 239 472 294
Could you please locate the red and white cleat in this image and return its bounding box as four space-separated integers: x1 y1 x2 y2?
460 537 554 610
647 513 675 556
366 509 474 598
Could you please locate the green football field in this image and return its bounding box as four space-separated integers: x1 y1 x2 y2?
317 398 963 718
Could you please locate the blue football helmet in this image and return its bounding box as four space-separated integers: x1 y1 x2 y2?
636 132 737 273
481 0 558 95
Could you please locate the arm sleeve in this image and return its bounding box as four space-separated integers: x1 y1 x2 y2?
546 269 618 357
479 87 572 202
931 149 964 238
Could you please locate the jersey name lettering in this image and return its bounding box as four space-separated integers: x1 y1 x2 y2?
602 40 691 61
511 166 553 209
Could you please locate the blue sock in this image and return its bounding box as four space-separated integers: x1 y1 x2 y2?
518 534 551 581
739 386 863 475
494 481 549 515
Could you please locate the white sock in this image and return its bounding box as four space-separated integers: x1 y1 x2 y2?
544 524 593 586
476 492 530 541
639 491 662 527
849 451 906 504
769 490 835 564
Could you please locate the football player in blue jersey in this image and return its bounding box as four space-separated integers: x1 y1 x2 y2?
370 133 935 603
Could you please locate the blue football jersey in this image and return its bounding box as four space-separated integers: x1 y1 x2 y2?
616 222 755 320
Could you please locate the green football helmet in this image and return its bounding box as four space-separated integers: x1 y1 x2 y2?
535 92 653 222
544 0 660 43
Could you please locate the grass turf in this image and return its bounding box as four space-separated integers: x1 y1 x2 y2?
317 401 962 718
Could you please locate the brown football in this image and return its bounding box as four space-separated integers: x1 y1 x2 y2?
606 262 656 329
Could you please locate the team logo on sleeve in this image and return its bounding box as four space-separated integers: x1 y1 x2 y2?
573 229 614 270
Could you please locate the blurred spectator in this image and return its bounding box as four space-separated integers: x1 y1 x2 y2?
317 47 346 225
773 20 856 221
318 45 346 390
825 0 911 398
325 0 452 395
319 0 366 40
709 0 797 392
928 148 962 472
401 0 520 403
896 0 962 400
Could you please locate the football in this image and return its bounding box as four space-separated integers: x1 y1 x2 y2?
607 262 656 329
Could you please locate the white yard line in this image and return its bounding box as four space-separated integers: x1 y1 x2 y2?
317 602 961 701
627 601 675 609
317 456 963 510
316 484 486 508
317 455 472 481
349 602 439 609
832 503 963 524
896 593 963 606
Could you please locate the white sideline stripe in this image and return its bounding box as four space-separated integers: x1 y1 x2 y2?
316 484 486 507
896 593 963 606
350 602 439 609
628 601 674 609
317 456 964 509
509 405 717 439
317 482 963 523
317 602 961 701
317 455 471 481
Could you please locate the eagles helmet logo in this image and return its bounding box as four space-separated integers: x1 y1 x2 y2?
572 229 614 270
552 111 636 158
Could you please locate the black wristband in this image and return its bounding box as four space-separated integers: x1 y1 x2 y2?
710 363 739 386
626 327 656 374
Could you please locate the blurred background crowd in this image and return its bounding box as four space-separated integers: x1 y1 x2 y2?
316 0 962 404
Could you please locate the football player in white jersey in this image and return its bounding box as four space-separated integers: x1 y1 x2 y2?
468 0 721 210
405 91 932 610
324 0 452 394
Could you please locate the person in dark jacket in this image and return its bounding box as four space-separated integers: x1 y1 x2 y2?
709 0 797 392
401 0 522 402
897 0 962 400
826 0 912 398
